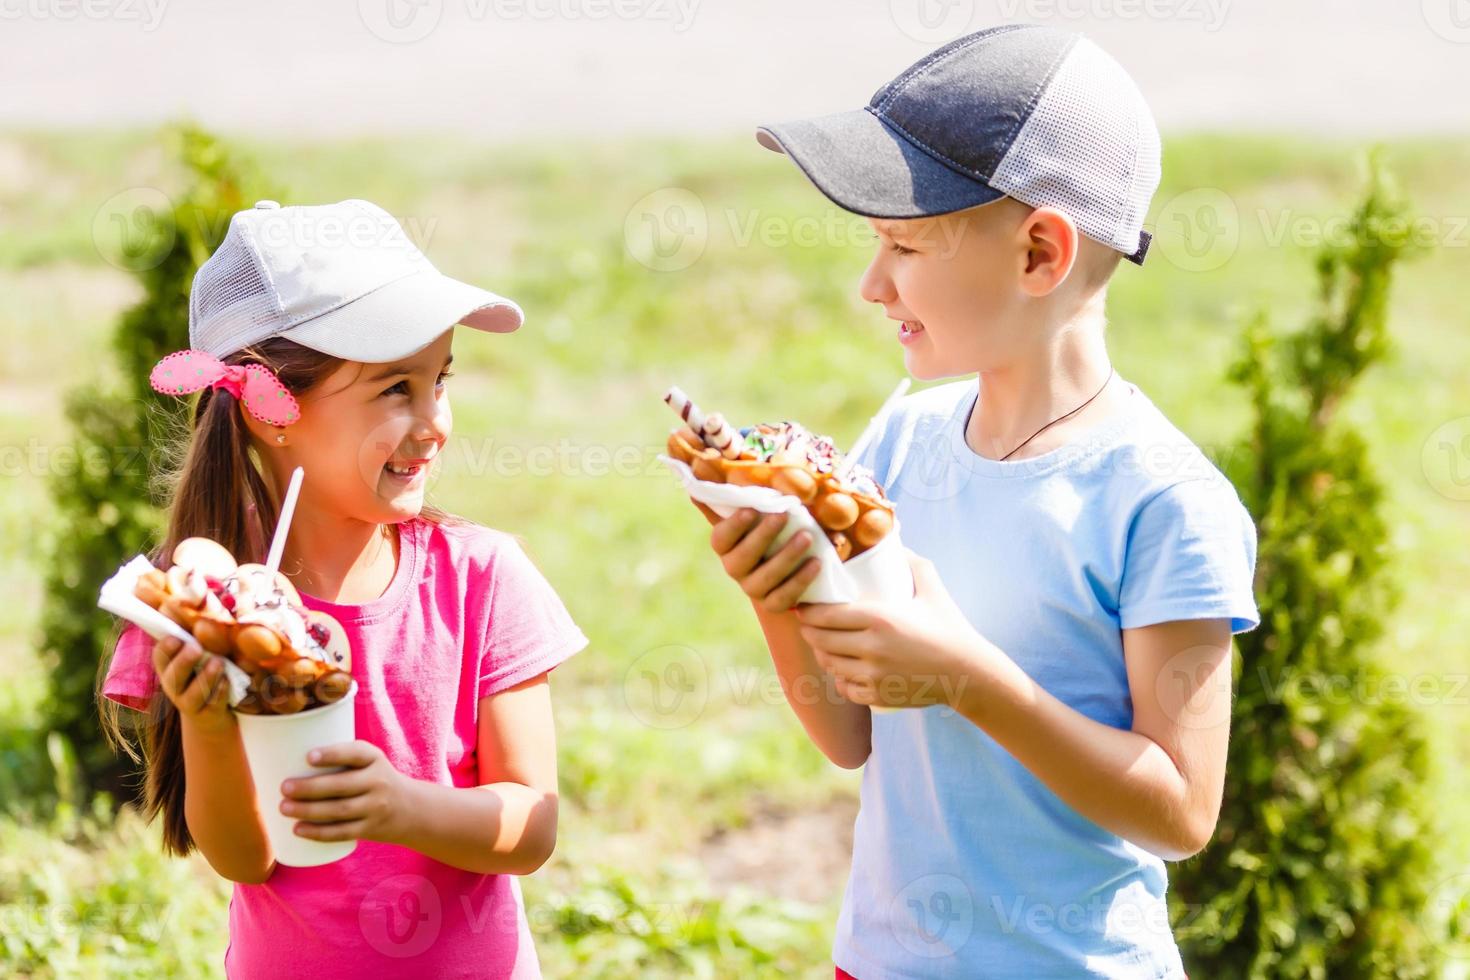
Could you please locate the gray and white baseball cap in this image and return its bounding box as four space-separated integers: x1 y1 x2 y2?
188 199 523 361
757 25 1161 265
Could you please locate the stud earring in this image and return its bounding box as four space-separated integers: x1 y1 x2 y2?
275 434 286 445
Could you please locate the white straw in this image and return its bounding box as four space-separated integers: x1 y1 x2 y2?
837 379 911 479
265 466 304 577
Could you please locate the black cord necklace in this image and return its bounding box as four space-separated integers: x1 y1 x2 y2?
997 367 1117 461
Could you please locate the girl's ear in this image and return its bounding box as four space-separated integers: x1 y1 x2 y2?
237 399 290 448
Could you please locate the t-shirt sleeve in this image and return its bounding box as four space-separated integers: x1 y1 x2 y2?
101 624 159 712
1119 477 1260 634
478 539 589 699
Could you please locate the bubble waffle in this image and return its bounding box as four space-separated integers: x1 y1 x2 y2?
132 536 352 715
663 389 897 559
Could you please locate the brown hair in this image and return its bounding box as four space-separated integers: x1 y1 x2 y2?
99 336 465 856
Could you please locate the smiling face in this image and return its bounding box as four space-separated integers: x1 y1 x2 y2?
246 330 456 525
859 198 1119 380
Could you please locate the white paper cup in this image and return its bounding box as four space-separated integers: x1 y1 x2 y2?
842 528 914 603
235 682 359 868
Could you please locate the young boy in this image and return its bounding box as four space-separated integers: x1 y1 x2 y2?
700 25 1258 979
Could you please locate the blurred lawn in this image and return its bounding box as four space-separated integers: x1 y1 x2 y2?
2 128 1468 977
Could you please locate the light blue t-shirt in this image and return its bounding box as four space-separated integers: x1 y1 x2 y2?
834 378 1259 980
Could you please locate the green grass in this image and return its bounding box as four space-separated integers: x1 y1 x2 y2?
2 127 1469 977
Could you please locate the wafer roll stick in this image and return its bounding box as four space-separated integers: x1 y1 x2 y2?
702 413 745 459
663 386 708 438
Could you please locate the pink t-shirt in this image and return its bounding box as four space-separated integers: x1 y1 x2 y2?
102 517 588 979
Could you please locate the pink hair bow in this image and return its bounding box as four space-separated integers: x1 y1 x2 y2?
149 349 301 427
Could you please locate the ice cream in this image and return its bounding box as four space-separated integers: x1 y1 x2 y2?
132 536 352 715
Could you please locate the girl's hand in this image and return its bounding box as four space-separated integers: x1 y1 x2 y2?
702 505 822 614
151 635 233 735
280 741 412 845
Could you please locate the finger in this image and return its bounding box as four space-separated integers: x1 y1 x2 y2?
800 625 874 658
150 635 183 678
908 551 940 598
744 530 815 603
833 674 876 706
693 500 722 526
282 795 364 824
281 770 367 801
709 508 758 555
203 665 232 708
160 642 206 701
723 512 787 578
762 557 823 612
795 601 874 631
176 655 224 714
307 740 376 769
294 818 369 842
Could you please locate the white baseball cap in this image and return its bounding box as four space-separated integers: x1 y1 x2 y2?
188 199 523 362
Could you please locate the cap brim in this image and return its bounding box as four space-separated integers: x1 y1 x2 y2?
282 269 523 362
756 108 1003 220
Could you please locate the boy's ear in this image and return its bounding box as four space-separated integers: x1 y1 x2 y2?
1016 206 1080 297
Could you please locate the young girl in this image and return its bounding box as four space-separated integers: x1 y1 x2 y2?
98 199 587 978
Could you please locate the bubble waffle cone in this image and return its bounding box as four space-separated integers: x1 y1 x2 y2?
665 424 896 560
131 536 353 715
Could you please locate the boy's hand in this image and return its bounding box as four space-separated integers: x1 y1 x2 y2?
152 635 233 735
280 741 413 845
795 553 995 709
702 505 822 614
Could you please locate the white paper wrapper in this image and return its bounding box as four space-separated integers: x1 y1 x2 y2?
97 555 253 706
236 682 359 867
662 456 914 605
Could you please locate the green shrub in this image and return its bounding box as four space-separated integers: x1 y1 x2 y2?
36 127 266 803
1170 155 1445 976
